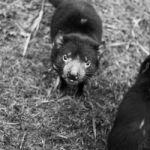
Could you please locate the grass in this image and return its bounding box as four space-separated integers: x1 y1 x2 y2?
0 0 150 149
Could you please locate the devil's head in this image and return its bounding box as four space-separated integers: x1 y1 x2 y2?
51 33 100 85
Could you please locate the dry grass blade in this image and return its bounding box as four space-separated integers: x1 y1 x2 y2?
92 117 97 140
104 23 118 30
20 132 27 149
23 33 31 56
30 0 45 35
57 96 72 102
56 134 68 139
53 76 60 91
14 21 29 37
14 21 31 56
132 17 141 27
23 0 45 56
109 42 126 47
136 42 149 55
89 102 97 140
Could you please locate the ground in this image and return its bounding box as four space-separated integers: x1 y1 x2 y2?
0 0 150 150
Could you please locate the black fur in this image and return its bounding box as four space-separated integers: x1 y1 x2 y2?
48 0 63 7
107 56 150 150
50 0 102 43
49 0 103 96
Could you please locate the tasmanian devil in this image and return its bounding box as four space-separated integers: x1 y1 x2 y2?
107 56 150 150
48 0 103 96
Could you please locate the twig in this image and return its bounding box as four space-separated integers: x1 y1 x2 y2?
136 42 149 55
23 33 31 56
30 0 45 35
109 42 126 47
92 117 97 140
14 21 29 37
16 0 45 56
20 132 27 150
89 102 97 140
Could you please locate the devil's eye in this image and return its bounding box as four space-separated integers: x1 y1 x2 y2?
63 54 68 61
85 61 91 68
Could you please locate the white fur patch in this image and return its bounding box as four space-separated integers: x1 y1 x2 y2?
139 120 145 129
80 18 87 24
139 120 147 137
63 58 85 81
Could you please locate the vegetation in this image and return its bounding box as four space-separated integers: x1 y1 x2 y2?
0 0 150 149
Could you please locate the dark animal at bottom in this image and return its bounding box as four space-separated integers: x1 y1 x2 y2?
107 56 150 150
48 0 103 96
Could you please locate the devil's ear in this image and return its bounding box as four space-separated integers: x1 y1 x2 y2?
53 32 64 48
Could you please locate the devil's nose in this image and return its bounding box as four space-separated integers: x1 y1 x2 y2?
67 72 79 81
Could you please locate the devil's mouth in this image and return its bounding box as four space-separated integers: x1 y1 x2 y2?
65 78 79 85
